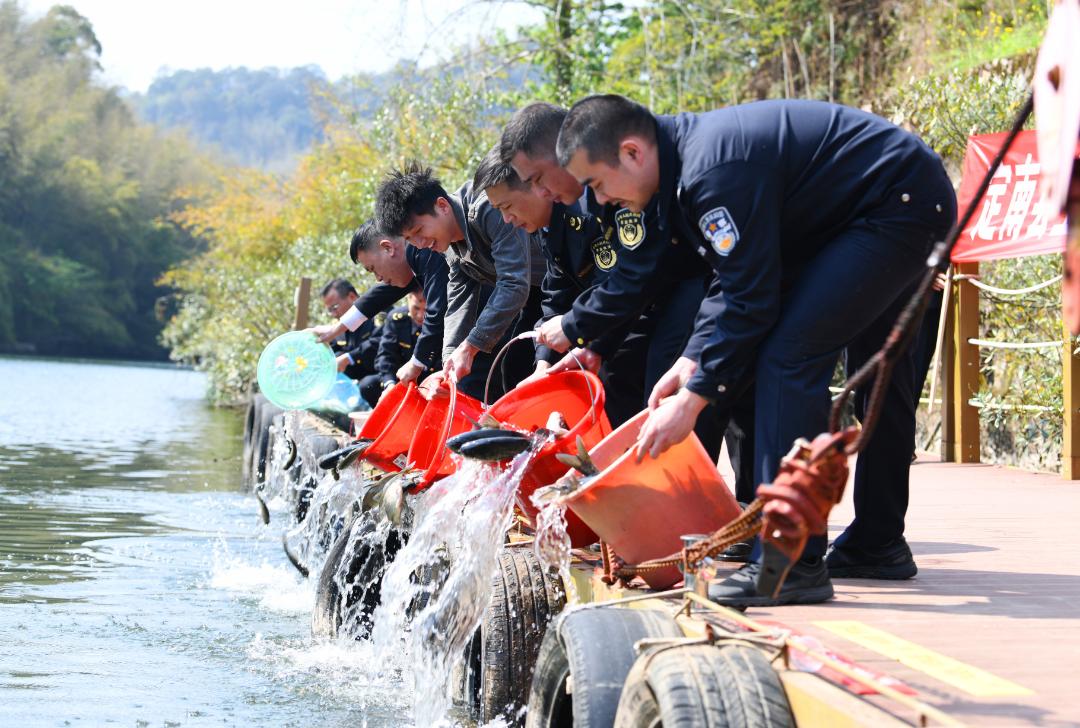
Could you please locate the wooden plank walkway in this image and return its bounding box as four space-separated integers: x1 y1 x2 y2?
745 455 1080 727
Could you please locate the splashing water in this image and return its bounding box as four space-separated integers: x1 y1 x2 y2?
285 466 369 576
262 411 302 503
529 497 578 604
369 449 537 726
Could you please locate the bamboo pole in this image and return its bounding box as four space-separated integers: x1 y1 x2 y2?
293 277 312 331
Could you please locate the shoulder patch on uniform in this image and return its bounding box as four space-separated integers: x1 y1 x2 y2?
698 207 739 257
614 208 645 249
590 234 617 271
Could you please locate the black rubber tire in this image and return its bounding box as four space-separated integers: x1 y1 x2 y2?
310 519 403 639
251 399 282 487
241 397 259 487
295 433 341 523
614 644 795 728
461 548 566 726
525 608 683 728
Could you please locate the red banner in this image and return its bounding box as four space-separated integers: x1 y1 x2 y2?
951 130 1074 263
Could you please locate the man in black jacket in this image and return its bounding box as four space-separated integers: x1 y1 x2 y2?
555 94 956 606
313 221 446 385
319 278 380 381
502 102 753 493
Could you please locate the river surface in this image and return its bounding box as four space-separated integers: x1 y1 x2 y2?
0 357 410 727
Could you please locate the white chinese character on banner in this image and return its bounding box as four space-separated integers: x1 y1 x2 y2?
970 164 1012 240
999 155 1039 240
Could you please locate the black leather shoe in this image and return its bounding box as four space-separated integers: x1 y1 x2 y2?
716 539 753 562
707 557 834 607
826 537 917 579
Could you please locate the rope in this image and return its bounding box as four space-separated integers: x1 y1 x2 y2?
610 501 764 582
968 337 1061 350
955 273 1063 296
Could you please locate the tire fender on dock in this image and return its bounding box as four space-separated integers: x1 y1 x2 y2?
459 547 566 726
525 608 682 728
311 519 403 639
614 644 795 728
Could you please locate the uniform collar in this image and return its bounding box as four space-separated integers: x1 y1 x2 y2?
652 115 682 228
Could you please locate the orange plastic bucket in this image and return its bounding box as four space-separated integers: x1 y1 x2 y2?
561 409 742 589
362 382 428 472
406 380 485 490
487 370 611 546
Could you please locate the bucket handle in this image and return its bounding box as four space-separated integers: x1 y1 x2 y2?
438 376 459 456
482 332 600 422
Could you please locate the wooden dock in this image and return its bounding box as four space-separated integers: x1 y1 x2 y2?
744 454 1080 726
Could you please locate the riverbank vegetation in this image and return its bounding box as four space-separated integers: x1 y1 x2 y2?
0 2 212 359
158 1 1058 468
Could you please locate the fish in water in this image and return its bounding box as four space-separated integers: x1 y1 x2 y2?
530 475 583 506
318 439 373 471
282 437 298 470
446 427 525 452
282 532 309 577
254 489 270 524
381 475 406 525
447 427 533 461
361 470 402 512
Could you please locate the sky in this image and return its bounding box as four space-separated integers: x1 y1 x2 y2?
20 0 544 92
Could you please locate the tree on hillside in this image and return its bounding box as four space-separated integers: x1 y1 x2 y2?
0 1 212 359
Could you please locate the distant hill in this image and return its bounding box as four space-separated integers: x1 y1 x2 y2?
131 66 330 173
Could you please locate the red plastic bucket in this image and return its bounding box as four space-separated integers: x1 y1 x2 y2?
406 380 485 490
362 382 428 472
561 409 742 589
357 381 410 440
487 370 611 546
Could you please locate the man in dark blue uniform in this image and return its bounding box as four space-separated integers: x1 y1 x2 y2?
474 146 644 426
504 102 755 499
556 95 956 606
359 291 429 406
312 221 446 387
374 162 546 401
319 278 381 381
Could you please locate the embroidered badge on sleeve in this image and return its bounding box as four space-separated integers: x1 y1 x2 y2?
698 207 739 257
590 228 617 271
614 208 645 249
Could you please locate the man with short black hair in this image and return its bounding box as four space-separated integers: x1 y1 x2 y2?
556 93 956 606
313 221 446 385
374 160 546 399
319 278 381 381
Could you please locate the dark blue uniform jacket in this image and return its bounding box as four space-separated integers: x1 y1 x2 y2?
653 100 952 404
331 318 380 374
560 182 710 356
349 246 447 371
534 200 639 363
375 306 425 384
